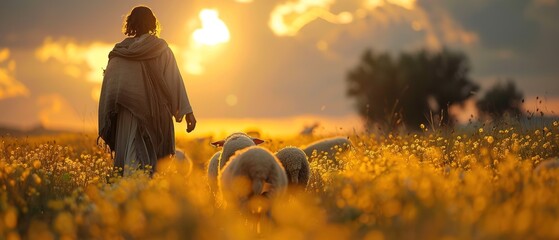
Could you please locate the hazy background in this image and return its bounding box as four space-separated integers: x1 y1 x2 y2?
0 0 558 136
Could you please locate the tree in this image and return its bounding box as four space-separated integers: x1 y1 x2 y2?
476 80 523 119
346 48 479 131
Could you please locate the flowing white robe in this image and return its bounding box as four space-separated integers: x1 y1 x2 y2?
98 34 193 175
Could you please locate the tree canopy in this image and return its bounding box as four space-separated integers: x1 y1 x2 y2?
346 48 479 130
477 80 524 119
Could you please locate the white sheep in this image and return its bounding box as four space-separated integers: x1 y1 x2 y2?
173 148 193 175
175 148 188 161
207 132 264 193
534 158 559 175
207 151 222 192
275 147 310 188
219 146 288 212
302 136 352 164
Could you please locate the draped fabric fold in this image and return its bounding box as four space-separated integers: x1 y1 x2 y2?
98 34 193 174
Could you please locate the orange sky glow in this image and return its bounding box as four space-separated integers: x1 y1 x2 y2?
0 0 558 137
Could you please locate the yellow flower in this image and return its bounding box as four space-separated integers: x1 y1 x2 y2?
4 207 18 229
54 212 75 235
32 174 41 184
33 160 41 169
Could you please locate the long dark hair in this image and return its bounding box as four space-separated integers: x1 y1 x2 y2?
123 6 160 37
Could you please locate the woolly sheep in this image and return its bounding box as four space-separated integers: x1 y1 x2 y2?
175 148 188 161
534 158 559 175
275 147 310 188
207 133 264 192
219 146 288 211
207 151 222 192
173 148 192 175
302 136 352 163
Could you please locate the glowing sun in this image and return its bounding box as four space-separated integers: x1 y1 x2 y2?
192 9 230 46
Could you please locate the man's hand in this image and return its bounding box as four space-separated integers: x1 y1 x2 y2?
185 112 197 133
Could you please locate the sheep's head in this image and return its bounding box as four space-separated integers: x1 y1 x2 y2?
215 133 265 169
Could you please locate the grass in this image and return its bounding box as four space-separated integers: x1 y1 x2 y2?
1 120 559 239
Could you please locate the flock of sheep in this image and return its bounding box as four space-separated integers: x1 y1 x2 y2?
193 132 353 214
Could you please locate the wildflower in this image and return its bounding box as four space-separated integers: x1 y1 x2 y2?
32 160 41 169
486 136 494 144
32 174 41 184
54 211 75 235
478 128 484 133
4 207 18 229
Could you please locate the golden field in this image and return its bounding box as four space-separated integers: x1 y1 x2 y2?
1 120 559 240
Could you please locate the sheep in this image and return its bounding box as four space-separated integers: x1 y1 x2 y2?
154 148 193 176
175 148 188 161
534 158 559 175
207 151 222 191
302 136 352 164
219 146 288 213
207 132 264 193
275 147 310 188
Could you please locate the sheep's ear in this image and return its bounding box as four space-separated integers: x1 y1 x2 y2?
211 140 225 147
252 138 265 145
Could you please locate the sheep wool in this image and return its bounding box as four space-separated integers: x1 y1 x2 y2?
173 148 192 175
275 147 310 187
219 146 288 210
207 133 264 193
207 151 222 192
534 158 559 175
302 137 352 163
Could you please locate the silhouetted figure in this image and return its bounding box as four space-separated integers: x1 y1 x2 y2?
98 6 196 176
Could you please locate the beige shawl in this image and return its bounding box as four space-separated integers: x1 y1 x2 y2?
98 34 192 166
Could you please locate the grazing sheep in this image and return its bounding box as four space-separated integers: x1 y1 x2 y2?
175 148 189 161
174 148 193 175
219 146 288 212
302 137 352 164
207 133 264 193
207 151 222 191
275 147 310 188
534 158 559 175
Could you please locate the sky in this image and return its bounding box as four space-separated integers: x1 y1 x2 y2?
0 0 558 136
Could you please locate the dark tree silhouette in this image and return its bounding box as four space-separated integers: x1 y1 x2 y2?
477 80 524 119
346 48 479 130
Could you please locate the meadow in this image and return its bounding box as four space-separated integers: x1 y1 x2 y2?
1 120 559 240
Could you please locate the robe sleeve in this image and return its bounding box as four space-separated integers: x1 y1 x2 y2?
161 48 193 122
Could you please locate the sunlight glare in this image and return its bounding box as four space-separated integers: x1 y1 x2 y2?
192 9 231 46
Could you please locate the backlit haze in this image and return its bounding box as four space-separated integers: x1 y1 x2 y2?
1 0 558 138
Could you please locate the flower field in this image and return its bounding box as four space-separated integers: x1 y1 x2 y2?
1 121 559 239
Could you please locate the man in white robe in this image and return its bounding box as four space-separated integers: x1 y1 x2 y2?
98 31 196 176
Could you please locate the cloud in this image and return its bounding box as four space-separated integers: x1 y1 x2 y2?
268 0 477 49
35 37 113 83
0 48 29 100
35 38 114 102
269 0 353 36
